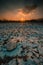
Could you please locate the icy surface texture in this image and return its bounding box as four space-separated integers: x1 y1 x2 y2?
0 22 43 65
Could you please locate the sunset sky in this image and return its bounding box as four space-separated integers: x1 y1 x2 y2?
0 0 43 21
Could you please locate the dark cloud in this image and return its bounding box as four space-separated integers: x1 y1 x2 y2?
0 0 43 20
22 0 43 14
0 0 43 12
23 4 37 14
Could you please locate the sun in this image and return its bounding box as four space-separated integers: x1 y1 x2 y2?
21 18 24 21
20 17 25 22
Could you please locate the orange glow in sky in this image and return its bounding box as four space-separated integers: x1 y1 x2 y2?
0 8 43 22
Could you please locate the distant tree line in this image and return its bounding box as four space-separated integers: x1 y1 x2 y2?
0 18 43 23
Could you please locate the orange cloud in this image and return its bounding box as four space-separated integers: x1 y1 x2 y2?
0 8 43 21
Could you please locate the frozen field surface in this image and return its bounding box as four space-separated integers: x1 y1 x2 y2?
0 22 43 65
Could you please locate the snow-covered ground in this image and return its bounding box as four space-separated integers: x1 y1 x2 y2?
0 22 43 65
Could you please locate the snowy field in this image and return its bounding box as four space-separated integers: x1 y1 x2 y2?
0 22 43 65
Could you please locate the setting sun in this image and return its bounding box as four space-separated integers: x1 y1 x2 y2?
21 18 25 22
0 8 43 22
